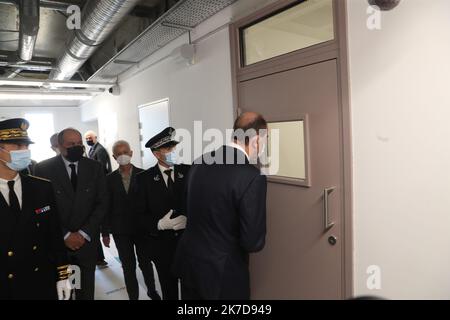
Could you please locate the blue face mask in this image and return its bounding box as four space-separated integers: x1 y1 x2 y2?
0 147 32 172
164 150 178 166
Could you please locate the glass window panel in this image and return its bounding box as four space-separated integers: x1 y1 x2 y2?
242 0 334 66
267 120 306 180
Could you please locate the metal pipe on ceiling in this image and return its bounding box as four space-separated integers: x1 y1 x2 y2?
49 0 141 81
0 0 69 12
18 0 40 61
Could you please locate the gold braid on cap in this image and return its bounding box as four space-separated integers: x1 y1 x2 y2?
0 128 28 140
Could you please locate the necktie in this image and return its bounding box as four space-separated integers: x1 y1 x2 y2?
69 164 77 191
7 180 20 214
88 147 94 159
164 169 174 206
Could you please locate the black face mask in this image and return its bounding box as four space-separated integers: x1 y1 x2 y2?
65 145 84 162
86 140 95 147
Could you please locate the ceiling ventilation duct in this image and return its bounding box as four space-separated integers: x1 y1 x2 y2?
18 0 40 61
89 0 238 81
49 0 141 81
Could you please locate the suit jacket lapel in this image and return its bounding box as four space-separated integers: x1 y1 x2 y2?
0 190 12 226
115 170 127 196
174 166 185 184
55 156 75 199
89 143 97 158
16 174 33 235
0 190 16 242
128 166 138 194
0 190 8 209
153 165 169 195
77 158 91 193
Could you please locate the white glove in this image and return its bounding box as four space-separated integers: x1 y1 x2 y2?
173 215 187 231
57 279 72 300
158 210 187 231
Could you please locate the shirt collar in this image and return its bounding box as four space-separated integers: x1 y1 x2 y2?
227 142 249 160
158 162 173 175
119 165 133 176
0 173 20 184
61 155 78 166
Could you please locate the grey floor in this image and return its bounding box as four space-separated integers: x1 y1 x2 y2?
94 238 162 300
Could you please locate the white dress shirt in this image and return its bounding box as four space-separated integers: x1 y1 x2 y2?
0 173 22 209
61 155 78 177
158 163 174 187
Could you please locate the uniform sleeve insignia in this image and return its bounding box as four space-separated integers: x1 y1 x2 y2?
35 206 51 214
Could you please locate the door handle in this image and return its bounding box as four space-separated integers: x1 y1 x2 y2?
323 187 336 231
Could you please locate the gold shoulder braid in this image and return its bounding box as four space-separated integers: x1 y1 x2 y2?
57 264 71 281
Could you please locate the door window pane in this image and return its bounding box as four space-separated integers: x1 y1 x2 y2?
242 0 334 66
267 120 307 180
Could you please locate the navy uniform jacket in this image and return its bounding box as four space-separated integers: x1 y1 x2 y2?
104 165 144 235
173 146 267 299
135 164 190 244
0 174 69 300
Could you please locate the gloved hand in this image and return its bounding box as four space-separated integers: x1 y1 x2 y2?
158 210 187 231
173 215 187 231
57 279 72 300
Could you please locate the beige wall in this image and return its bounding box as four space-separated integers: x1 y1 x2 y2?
347 0 450 299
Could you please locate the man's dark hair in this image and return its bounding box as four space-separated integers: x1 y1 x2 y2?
58 128 82 145
232 112 268 145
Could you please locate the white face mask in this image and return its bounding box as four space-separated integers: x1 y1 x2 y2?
116 154 131 166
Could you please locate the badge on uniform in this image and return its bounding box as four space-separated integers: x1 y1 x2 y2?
35 206 50 214
154 175 161 182
177 172 184 179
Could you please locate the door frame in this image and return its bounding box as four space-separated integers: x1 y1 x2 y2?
137 98 171 168
229 0 353 299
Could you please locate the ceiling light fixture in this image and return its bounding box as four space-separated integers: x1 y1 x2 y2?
0 92 94 101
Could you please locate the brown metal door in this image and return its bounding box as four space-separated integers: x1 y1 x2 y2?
239 59 344 299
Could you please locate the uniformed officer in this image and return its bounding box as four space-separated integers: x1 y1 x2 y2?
135 127 190 300
0 118 71 300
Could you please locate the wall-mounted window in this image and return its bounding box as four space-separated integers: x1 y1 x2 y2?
241 0 334 66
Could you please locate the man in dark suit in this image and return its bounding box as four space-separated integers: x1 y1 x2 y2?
85 130 112 175
35 128 108 300
173 112 268 300
136 127 190 300
102 140 160 300
84 130 111 267
0 118 71 300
